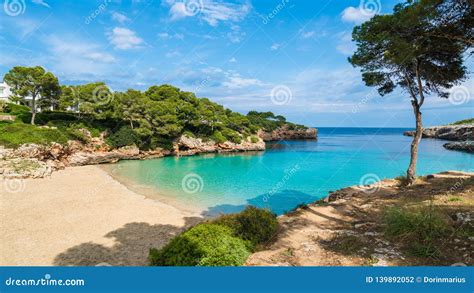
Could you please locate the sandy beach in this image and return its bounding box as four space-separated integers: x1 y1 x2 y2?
0 166 202 266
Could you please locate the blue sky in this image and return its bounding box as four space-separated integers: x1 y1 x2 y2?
0 0 472 127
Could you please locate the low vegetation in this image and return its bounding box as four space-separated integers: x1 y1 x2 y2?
383 205 452 258
450 118 474 125
149 206 278 266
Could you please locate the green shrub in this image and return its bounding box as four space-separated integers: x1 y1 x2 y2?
0 101 6 113
182 130 195 138
149 224 250 266
214 206 278 250
250 136 259 143
4 103 30 115
0 123 70 147
383 206 451 257
221 128 241 144
107 126 139 148
210 131 226 144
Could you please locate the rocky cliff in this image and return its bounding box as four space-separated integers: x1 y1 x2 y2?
259 125 317 141
443 141 474 153
403 124 474 141
0 132 266 179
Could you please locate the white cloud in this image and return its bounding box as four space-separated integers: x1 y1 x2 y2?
158 32 184 40
336 31 355 55
270 43 280 51
222 73 263 89
39 35 118 81
32 0 50 8
301 31 315 39
166 0 251 26
341 6 374 24
229 57 237 63
227 25 245 43
108 27 144 50
84 52 116 63
165 50 181 58
112 12 130 24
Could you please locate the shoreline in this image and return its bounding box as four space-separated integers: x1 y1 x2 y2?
0 165 203 266
1 167 472 266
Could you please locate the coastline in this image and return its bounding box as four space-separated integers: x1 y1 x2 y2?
1 166 472 266
0 165 203 266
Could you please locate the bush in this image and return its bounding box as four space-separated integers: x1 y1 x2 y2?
0 123 70 147
250 136 259 143
149 224 250 266
384 206 451 257
221 128 241 144
210 131 226 144
214 206 278 250
4 103 30 115
0 100 6 113
107 126 139 148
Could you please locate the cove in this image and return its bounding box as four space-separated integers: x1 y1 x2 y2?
102 128 473 216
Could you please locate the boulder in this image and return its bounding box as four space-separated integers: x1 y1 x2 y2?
443 141 474 153
404 125 474 141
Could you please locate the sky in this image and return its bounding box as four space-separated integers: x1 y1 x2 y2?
0 0 472 127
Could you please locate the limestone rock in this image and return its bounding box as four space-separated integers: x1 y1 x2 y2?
259 125 317 141
443 141 474 153
404 125 474 141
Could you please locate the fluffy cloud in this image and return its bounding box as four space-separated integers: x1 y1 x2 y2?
165 0 251 26
222 73 263 89
300 31 315 39
341 6 374 24
112 12 130 24
108 27 144 50
270 43 280 51
336 32 355 55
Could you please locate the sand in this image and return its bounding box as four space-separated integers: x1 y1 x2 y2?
0 166 202 266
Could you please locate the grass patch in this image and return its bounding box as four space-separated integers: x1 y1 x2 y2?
450 118 474 125
447 196 462 202
326 234 369 255
383 206 452 258
0 122 72 148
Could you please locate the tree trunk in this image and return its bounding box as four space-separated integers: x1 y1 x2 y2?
30 96 36 125
407 104 422 185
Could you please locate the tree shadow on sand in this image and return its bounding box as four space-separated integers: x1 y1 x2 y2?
202 189 321 217
53 217 202 266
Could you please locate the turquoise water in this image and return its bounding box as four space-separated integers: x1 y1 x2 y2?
103 128 473 216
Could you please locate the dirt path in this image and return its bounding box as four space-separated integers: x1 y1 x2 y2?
247 171 474 266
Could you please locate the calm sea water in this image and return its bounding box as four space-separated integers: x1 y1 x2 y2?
103 128 473 216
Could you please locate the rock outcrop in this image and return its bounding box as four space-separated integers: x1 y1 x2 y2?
174 135 265 156
259 125 317 141
443 141 474 153
0 132 266 178
403 124 474 141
